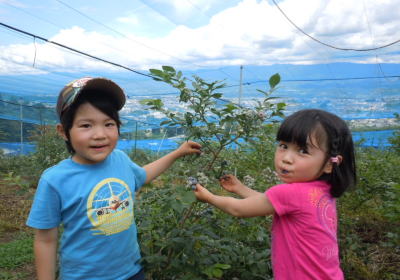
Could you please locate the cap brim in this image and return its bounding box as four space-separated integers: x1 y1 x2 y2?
83 78 126 110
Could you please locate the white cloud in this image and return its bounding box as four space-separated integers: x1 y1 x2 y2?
116 15 139 26
0 0 399 74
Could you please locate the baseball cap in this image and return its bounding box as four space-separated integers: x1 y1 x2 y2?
56 77 126 118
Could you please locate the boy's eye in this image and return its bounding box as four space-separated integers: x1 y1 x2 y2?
278 143 287 149
80 124 91 128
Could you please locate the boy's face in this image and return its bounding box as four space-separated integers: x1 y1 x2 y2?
274 134 332 184
61 102 119 165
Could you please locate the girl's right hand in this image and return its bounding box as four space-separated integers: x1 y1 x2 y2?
193 184 213 203
219 174 243 193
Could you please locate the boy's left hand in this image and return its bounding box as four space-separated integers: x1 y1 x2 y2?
176 140 202 157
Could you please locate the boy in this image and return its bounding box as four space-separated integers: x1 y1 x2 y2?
27 77 201 280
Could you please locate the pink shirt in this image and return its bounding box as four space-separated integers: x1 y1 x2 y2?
265 181 344 280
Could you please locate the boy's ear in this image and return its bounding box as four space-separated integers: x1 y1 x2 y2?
56 124 68 141
323 155 343 174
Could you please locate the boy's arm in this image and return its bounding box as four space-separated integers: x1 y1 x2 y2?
34 227 58 280
143 140 201 184
194 184 274 218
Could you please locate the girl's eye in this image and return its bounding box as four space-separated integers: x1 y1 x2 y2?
80 124 91 128
299 148 309 154
106 122 116 127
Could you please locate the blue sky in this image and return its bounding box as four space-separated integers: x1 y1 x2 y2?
1 0 400 76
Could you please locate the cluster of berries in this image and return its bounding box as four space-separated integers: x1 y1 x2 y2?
187 177 198 190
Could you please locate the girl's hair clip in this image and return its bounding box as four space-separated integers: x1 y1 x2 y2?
331 156 340 163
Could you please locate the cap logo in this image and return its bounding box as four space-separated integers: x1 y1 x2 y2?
72 77 92 88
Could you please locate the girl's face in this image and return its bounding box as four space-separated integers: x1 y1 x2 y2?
60 102 119 165
274 134 333 184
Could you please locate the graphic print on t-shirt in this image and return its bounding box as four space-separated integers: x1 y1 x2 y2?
87 177 134 235
309 188 337 240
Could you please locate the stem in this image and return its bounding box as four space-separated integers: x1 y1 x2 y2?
179 203 195 227
206 144 224 171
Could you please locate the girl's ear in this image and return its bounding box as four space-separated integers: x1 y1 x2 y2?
56 124 68 141
323 155 343 174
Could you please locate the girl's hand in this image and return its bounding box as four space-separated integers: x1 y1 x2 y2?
193 184 213 203
219 174 243 193
175 140 202 158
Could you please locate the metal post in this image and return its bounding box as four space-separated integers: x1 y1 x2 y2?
235 65 243 177
238 65 243 106
134 121 138 156
19 99 23 155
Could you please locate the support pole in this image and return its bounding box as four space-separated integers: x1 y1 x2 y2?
134 121 138 156
19 99 23 155
238 65 243 106
235 65 243 176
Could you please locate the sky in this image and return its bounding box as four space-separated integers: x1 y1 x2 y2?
1 0 400 76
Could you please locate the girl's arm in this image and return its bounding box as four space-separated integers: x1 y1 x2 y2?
219 174 260 198
143 141 201 184
194 184 275 218
34 227 58 280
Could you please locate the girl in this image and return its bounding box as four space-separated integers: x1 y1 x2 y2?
26 77 202 280
194 109 356 279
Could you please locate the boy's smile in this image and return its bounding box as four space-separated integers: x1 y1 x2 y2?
65 102 119 165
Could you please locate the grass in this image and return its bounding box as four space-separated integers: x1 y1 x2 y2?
0 179 36 280
0 233 33 269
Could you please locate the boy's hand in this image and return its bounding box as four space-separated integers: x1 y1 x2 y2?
193 184 213 202
176 140 202 157
219 174 243 193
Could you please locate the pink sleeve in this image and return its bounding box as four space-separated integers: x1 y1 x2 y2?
265 183 301 216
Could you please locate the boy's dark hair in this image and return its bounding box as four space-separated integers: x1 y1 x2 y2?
276 109 357 197
59 89 122 154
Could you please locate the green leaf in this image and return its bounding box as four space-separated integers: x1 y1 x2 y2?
256 89 268 95
181 191 197 204
171 200 183 213
277 102 286 110
269 73 280 89
214 263 231 269
177 71 183 79
149 68 164 77
162 65 175 73
223 103 237 113
213 269 223 278
139 99 157 105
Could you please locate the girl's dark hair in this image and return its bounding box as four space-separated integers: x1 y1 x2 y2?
59 89 122 154
276 109 356 197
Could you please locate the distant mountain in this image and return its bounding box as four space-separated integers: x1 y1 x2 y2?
0 63 399 128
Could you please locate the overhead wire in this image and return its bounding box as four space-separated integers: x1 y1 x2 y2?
269 0 348 97
1 3 399 123
0 23 245 114
225 75 400 88
0 1 159 81
0 22 154 78
55 0 239 82
271 0 400 51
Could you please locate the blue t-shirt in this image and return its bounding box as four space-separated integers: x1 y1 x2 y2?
27 149 147 280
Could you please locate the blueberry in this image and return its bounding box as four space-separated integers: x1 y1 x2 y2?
187 176 198 190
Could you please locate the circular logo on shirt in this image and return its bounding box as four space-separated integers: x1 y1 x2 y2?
317 194 337 240
87 178 134 235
